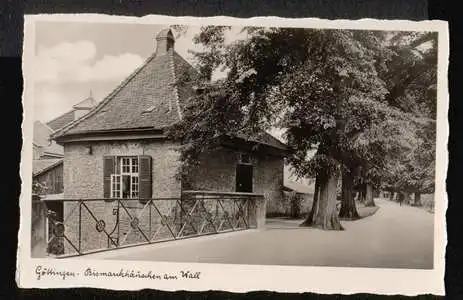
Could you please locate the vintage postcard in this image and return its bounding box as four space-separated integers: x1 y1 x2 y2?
17 14 449 295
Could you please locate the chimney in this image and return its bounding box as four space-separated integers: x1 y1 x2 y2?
155 28 175 55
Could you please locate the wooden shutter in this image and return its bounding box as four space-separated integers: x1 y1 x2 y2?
103 156 115 198
138 155 152 200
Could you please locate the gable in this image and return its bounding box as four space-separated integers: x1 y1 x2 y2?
172 52 201 115
73 96 96 110
33 121 54 146
46 110 76 132
50 29 288 154
54 49 196 138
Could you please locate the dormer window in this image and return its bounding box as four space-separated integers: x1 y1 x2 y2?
143 105 156 113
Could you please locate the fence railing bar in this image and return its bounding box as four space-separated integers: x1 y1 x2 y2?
60 201 80 224
116 200 136 246
133 201 153 243
78 202 82 253
217 199 235 230
155 203 178 239
80 201 118 248
32 194 263 203
36 192 263 257
182 190 265 197
177 199 199 236
150 223 164 241
63 235 80 254
236 200 249 229
199 199 218 233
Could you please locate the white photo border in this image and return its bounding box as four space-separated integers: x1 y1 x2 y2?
17 14 449 296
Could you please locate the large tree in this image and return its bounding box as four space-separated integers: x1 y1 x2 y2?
169 26 423 230
379 31 438 203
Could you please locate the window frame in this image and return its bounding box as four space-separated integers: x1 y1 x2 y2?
110 156 140 199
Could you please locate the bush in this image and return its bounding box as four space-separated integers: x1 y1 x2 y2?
421 193 435 213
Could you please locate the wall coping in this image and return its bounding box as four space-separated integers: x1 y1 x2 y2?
182 190 264 197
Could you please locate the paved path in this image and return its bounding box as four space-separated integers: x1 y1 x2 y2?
81 198 434 269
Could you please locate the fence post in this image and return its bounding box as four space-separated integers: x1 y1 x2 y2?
78 201 82 253
31 194 48 258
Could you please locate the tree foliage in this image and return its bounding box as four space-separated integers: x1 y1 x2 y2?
168 26 438 226
380 31 438 194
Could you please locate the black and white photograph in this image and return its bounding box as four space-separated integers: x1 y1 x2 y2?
18 15 448 295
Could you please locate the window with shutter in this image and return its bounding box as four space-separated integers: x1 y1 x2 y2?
103 156 115 198
105 155 151 200
138 155 152 201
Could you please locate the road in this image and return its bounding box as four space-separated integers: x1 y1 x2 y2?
81 198 435 269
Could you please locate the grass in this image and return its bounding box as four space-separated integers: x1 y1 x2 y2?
267 201 380 221
356 203 380 219
337 202 380 221
385 193 435 214
421 194 435 213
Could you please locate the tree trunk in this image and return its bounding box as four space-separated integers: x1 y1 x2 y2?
300 176 319 226
414 192 422 206
301 171 343 230
398 192 405 205
290 192 301 218
364 184 376 207
358 189 365 204
339 170 360 220
404 192 412 205
389 191 394 202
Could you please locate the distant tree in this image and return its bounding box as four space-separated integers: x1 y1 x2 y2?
32 180 48 196
379 31 438 204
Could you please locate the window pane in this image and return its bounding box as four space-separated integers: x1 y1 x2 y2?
122 175 130 198
111 175 121 198
131 175 139 198
132 158 138 173
122 158 130 173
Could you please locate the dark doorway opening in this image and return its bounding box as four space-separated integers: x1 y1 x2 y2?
236 164 253 193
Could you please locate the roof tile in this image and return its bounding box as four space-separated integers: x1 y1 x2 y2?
33 158 63 176
46 110 76 131
52 36 288 152
57 49 192 136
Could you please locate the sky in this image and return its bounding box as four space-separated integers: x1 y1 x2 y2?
33 21 246 123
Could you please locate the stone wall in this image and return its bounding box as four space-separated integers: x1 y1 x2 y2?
35 163 63 195
254 154 285 217
63 140 182 199
186 147 284 221
62 140 182 253
60 141 282 254
266 191 313 218
31 196 47 258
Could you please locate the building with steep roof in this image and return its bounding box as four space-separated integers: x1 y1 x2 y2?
33 93 97 198
46 93 97 132
52 28 288 204
44 30 289 254
33 158 64 195
33 121 64 159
